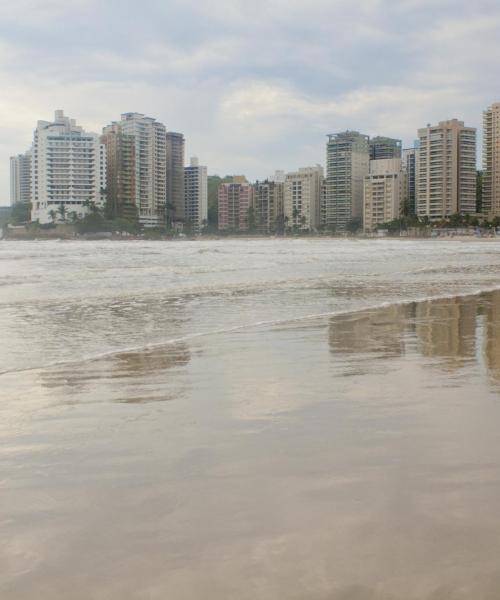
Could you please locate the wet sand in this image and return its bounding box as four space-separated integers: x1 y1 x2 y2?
2 290 500 598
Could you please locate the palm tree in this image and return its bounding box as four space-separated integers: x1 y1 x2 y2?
57 203 66 223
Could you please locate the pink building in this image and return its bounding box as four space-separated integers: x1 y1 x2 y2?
218 177 253 231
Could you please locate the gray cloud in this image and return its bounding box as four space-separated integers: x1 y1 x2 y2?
1 0 500 201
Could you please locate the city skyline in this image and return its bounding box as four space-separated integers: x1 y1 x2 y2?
1 0 500 204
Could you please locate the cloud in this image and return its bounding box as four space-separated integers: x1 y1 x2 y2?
1 0 500 201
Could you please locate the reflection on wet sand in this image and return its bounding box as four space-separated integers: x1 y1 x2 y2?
329 290 500 385
5 291 500 599
40 342 191 404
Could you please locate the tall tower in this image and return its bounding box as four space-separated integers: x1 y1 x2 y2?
416 119 476 220
184 156 208 232
483 102 500 218
10 149 32 206
30 110 106 224
166 132 185 223
101 123 136 221
325 131 369 230
107 112 167 228
369 136 402 160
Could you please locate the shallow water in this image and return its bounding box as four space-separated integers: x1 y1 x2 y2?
2 239 500 599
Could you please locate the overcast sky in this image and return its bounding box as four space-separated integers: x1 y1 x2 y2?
1 0 500 203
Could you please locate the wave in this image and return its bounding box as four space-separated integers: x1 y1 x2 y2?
2 283 500 379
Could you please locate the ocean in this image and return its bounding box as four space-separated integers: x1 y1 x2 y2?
2 238 500 599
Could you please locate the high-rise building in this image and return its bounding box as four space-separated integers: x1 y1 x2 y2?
363 158 403 232
325 131 370 230
416 119 476 220
166 132 185 223
111 112 167 228
101 123 136 221
30 110 106 224
253 180 284 234
369 136 402 160
483 102 500 218
10 149 32 206
284 166 323 232
184 157 208 232
402 147 417 215
218 177 253 232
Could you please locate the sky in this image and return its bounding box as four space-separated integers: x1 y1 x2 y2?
1 0 500 204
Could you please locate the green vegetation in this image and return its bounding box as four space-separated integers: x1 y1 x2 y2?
9 202 31 225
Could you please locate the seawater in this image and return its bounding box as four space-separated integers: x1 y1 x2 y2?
2 238 500 599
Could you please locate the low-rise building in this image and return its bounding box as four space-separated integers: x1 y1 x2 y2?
218 177 253 232
363 159 403 232
284 166 323 232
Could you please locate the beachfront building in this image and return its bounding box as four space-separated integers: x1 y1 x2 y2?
10 149 32 206
402 147 417 215
363 158 403 232
483 102 500 218
104 112 167 228
166 131 185 224
184 157 207 232
101 123 137 221
284 166 323 232
218 177 253 232
30 110 106 224
369 136 402 160
325 131 370 230
253 180 284 234
416 119 476 220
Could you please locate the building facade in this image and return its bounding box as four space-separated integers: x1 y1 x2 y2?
10 149 32 206
101 123 136 221
363 158 403 232
369 136 402 160
325 131 370 230
416 119 476 220
166 132 185 223
483 102 500 218
253 180 284 234
284 166 323 232
402 147 417 215
30 110 106 224
218 177 253 232
114 112 167 228
184 157 208 232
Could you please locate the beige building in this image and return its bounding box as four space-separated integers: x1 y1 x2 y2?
416 119 476 220
483 102 500 218
253 180 284 234
284 166 323 232
363 159 403 231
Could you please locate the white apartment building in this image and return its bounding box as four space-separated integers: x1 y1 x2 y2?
416 119 476 220
30 110 106 224
117 112 167 228
10 149 32 206
184 157 207 232
483 102 500 218
363 159 403 232
284 166 323 232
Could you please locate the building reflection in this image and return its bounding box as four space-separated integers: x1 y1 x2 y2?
484 291 500 385
414 296 477 369
329 304 414 358
40 341 191 404
328 290 500 386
